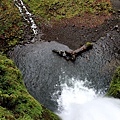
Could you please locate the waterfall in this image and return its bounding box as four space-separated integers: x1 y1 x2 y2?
14 0 38 35
55 78 120 120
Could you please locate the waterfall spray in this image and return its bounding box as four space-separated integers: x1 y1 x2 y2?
55 78 120 120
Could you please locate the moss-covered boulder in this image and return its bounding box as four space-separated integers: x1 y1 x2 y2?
0 54 60 120
107 67 120 98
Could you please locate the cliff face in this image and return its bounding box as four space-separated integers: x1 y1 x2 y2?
0 54 60 120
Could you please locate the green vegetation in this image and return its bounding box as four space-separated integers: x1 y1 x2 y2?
107 67 120 98
0 0 117 119
85 42 93 48
0 54 60 120
0 0 113 52
0 0 24 52
23 0 112 21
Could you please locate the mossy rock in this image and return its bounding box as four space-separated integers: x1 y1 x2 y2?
0 54 60 120
85 42 93 48
107 67 120 98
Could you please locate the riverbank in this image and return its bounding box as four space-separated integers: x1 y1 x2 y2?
0 0 118 52
41 4 119 50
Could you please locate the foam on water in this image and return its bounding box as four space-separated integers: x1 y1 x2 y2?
55 78 120 120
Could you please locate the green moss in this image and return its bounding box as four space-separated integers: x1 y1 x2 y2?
0 0 24 52
107 67 120 98
85 42 93 48
23 0 112 22
0 106 15 120
0 54 60 120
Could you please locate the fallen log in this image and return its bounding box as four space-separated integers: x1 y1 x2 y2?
52 42 93 61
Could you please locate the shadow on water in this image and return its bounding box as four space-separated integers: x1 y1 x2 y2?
8 29 120 112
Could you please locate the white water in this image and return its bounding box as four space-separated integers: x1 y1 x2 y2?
14 0 38 35
55 78 120 120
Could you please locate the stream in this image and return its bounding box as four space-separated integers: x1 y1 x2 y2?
10 0 120 119
14 0 38 35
